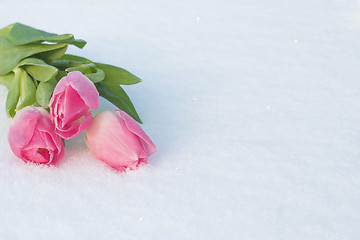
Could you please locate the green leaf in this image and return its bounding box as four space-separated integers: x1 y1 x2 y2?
66 63 105 83
16 68 36 111
56 54 91 63
36 77 57 108
55 70 67 81
0 72 14 89
95 62 142 85
18 58 58 81
52 55 141 85
65 62 96 73
84 67 105 83
96 81 142 123
52 55 142 85
35 44 68 62
0 24 13 37
6 68 21 118
51 54 91 70
0 37 67 75
3 23 86 48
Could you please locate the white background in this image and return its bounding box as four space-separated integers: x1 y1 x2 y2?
1 0 360 239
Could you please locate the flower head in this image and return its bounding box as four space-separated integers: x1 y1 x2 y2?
8 106 65 165
85 110 156 171
49 71 99 139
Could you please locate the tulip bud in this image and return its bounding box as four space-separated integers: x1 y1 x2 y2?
8 106 65 165
49 71 99 139
85 110 157 171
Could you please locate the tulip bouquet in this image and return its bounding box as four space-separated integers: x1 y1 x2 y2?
0 23 156 172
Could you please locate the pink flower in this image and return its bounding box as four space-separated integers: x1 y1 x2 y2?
85 110 157 171
49 71 99 139
8 106 65 165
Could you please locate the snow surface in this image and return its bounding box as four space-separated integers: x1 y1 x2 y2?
1 0 360 239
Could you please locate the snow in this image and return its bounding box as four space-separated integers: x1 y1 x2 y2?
1 0 360 239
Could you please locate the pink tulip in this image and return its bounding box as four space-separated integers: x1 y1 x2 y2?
85 110 157 171
49 71 99 139
8 106 65 165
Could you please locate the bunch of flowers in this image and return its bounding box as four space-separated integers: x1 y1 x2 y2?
0 23 156 172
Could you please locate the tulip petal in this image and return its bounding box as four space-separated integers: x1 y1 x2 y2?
22 131 53 164
22 148 49 164
8 107 41 157
52 71 99 109
54 85 89 129
50 142 65 165
55 112 92 139
117 110 157 156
